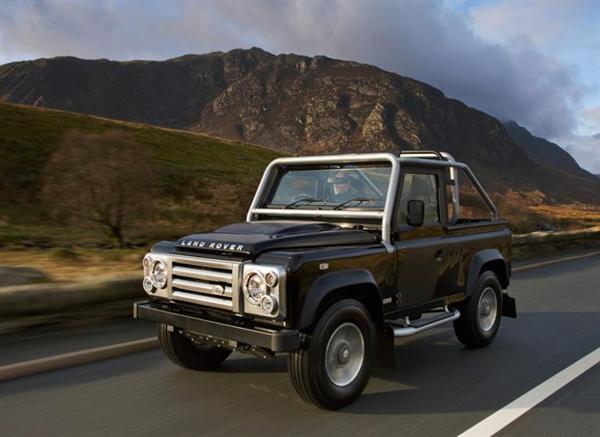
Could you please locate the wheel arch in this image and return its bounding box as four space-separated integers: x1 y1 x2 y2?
466 249 509 297
297 269 383 332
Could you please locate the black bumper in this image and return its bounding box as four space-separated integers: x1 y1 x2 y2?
133 301 300 352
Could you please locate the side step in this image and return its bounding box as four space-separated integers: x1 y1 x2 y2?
387 306 461 338
377 306 461 368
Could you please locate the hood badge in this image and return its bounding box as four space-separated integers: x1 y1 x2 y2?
179 239 245 252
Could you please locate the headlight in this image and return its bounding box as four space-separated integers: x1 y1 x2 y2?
150 259 168 289
142 276 155 293
260 295 278 314
244 272 267 304
142 254 152 270
265 271 278 287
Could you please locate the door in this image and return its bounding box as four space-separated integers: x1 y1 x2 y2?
394 167 455 308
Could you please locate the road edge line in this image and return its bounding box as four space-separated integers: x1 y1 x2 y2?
457 346 600 437
0 337 158 382
513 250 600 272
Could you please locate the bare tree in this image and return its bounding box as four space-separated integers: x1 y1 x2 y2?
42 130 154 247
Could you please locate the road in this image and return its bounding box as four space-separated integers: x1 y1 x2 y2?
1 256 599 436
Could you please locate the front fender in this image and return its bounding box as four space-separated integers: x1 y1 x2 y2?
297 269 382 331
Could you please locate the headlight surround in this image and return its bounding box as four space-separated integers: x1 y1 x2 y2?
242 265 285 319
143 254 168 292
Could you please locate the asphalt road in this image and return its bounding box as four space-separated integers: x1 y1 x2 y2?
0 318 155 366
1 255 599 437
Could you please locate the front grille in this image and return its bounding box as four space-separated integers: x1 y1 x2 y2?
169 255 241 312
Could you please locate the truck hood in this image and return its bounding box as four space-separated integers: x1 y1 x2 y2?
175 221 378 256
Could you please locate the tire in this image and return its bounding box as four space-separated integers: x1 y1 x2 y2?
157 323 232 370
288 299 376 410
453 270 503 349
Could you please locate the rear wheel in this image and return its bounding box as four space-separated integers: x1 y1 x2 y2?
157 323 232 370
288 299 375 410
453 270 502 348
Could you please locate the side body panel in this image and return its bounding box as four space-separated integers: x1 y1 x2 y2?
395 226 455 306
275 244 396 331
444 223 511 296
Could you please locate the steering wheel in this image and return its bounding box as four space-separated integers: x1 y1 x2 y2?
291 193 312 202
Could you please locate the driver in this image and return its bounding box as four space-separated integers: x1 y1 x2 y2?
327 172 357 203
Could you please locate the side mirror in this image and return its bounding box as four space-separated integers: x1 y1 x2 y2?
407 200 425 226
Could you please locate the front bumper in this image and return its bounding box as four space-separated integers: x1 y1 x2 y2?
133 301 300 352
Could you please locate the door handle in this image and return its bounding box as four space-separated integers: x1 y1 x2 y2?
434 250 445 261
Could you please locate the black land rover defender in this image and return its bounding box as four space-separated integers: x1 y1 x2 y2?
134 151 516 409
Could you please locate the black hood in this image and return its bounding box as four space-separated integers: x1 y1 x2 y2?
175 221 378 255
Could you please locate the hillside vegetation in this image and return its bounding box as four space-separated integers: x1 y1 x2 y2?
1 102 598 250
0 102 280 247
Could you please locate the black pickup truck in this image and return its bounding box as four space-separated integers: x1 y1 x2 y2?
134 151 516 409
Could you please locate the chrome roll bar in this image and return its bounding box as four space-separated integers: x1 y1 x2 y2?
247 151 497 252
398 158 497 220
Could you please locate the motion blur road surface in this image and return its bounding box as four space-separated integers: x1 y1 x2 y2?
1 256 599 436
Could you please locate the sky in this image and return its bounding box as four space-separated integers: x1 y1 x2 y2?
1 0 599 172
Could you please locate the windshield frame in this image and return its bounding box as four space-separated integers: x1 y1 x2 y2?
262 163 392 211
247 153 400 251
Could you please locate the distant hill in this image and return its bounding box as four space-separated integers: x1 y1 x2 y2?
1 48 599 204
0 102 280 246
503 121 593 177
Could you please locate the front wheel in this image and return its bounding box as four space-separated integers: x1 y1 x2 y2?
453 270 503 348
157 323 232 370
288 299 376 409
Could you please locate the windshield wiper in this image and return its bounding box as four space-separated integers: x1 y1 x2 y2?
333 197 375 210
284 197 325 209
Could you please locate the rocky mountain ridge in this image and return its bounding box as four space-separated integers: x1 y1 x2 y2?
1 47 598 203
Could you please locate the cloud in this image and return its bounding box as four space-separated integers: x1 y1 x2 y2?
562 133 600 174
468 1 580 47
0 0 597 169
580 106 600 134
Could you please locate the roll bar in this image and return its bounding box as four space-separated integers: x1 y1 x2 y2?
247 151 497 252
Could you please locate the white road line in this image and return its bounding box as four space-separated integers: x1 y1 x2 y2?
457 346 600 437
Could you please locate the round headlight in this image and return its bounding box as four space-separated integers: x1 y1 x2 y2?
260 294 278 314
143 276 155 293
245 272 266 304
265 271 278 287
150 260 168 289
142 254 152 271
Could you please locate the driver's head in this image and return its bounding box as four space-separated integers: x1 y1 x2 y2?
330 172 351 196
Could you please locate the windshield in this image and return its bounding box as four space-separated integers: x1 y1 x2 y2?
264 163 392 210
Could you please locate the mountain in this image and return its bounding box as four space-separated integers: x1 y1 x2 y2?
503 121 599 196
503 121 591 176
1 47 598 203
